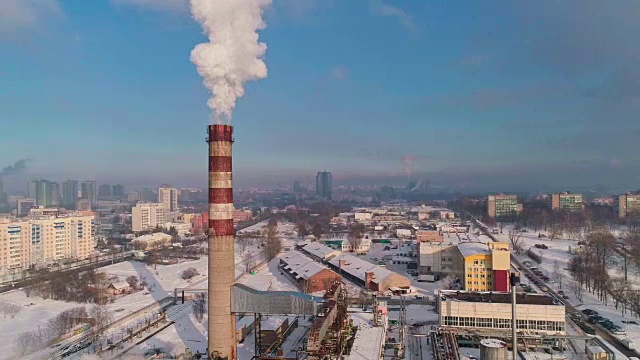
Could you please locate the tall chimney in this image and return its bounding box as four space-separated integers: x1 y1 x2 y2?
207 125 236 359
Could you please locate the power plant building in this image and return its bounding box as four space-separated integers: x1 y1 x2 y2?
438 290 566 335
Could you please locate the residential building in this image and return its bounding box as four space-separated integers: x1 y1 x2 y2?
112 184 125 199
438 290 566 335
158 187 179 212
163 222 192 237
551 192 584 212
126 191 141 202
62 180 79 210
98 184 112 199
614 191 640 219
0 213 96 273
315 171 333 200
16 198 36 217
77 199 92 211
293 181 302 193
458 242 511 292
28 179 59 207
233 209 253 222
80 181 97 206
132 203 168 232
279 251 341 293
417 230 443 243
141 188 156 202
487 194 522 219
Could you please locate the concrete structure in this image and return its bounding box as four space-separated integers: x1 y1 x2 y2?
0 213 95 273
259 316 297 352
479 339 508 360
16 198 36 217
615 191 640 219
158 186 179 212
131 233 172 249
458 242 510 292
279 251 341 293
315 171 333 200
487 194 522 219
551 192 584 212
207 124 236 359
438 290 566 335
132 203 168 232
328 254 411 292
235 316 255 344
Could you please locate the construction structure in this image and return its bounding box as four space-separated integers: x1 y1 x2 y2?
207 124 236 359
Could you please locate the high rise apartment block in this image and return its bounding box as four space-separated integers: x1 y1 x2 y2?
487 194 522 219
62 180 79 210
315 171 333 200
132 203 168 232
615 191 640 219
81 181 97 206
551 192 584 212
158 187 179 211
0 213 95 274
28 179 60 207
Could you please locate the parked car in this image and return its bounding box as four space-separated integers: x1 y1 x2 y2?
582 309 598 316
534 244 549 249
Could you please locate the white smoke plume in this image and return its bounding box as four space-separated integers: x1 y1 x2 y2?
189 0 272 123
401 155 415 179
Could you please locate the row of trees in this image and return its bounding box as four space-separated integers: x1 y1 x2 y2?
15 305 112 356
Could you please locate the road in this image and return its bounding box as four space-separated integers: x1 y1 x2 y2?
471 217 640 358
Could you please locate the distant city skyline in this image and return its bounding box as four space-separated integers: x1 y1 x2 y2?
1 1 638 193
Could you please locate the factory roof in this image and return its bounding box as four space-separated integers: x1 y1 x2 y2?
280 252 330 280
261 316 288 331
329 254 397 284
346 310 385 360
439 290 558 306
299 242 341 260
457 242 490 258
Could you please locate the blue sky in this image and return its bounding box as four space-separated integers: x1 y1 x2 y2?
0 0 639 192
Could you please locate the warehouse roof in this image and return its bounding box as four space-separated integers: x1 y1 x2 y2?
329 254 397 284
457 242 490 258
280 251 329 280
299 242 341 260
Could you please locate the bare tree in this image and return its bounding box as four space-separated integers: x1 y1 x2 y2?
552 260 563 289
568 279 583 302
508 229 524 254
14 331 39 356
182 268 200 280
193 293 206 322
243 252 255 273
4 302 22 318
125 275 139 290
89 305 113 331
347 224 366 253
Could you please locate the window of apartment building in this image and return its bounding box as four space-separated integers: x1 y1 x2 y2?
473 260 478 264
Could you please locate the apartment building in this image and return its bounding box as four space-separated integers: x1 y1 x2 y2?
487 195 522 219
158 187 179 212
551 192 584 212
132 203 168 232
0 213 95 273
614 192 640 219
459 242 510 292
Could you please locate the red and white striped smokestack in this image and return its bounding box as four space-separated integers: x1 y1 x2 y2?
207 124 236 359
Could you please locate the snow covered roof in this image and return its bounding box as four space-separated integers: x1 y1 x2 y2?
261 316 288 331
346 311 385 360
329 254 396 284
108 281 130 290
457 242 490 258
299 242 341 260
280 251 329 280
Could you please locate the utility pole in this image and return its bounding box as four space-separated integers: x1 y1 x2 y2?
511 273 518 360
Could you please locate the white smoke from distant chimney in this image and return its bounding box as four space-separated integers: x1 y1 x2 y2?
189 0 272 123
402 155 415 179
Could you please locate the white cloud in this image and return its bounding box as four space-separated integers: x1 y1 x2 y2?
369 0 419 35
110 0 188 12
0 0 64 35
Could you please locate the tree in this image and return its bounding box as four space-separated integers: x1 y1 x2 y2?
193 293 206 322
296 221 310 238
312 223 324 241
90 305 113 330
182 268 200 280
552 260 563 289
347 224 366 252
14 331 39 356
126 275 139 290
507 229 524 254
243 252 255 273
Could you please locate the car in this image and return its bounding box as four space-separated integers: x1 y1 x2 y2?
582 309 598 316
612 327 627 336
563 295 569 299
579 324 597 335
557 290 564 295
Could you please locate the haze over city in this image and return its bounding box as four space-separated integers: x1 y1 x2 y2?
1 0 638 192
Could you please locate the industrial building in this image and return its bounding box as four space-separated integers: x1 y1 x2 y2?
487 194 522 219
259 316 298 352
131 202 168 232
551 192 584 212
279 251 342 293
459 242 511 292
417 230 444 242
329 254 411 292
614 191 640 219
132 232 172 249
417 241 461 276
437 290 566 335
0 213 95 274
298 242 342 262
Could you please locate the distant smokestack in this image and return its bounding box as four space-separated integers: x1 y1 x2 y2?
207 124 236 359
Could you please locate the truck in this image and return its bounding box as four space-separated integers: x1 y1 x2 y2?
622 338 635 350
418 274 436 282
